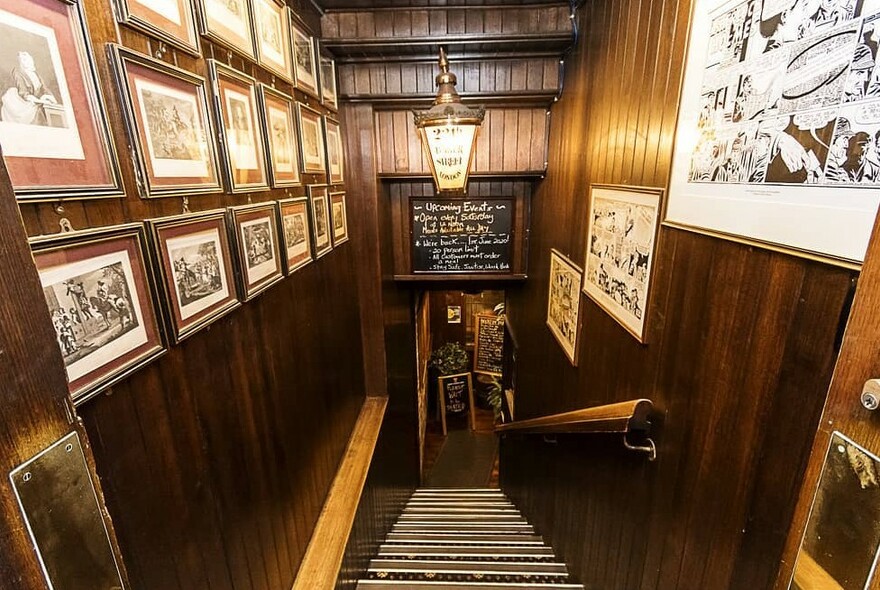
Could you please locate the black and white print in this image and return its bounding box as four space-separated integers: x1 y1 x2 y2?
283 211 306 249
240 217 276 282
547 250 582 365
167 229 229 320
136 79 208 178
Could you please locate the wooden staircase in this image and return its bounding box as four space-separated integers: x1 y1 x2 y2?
356 488 583 589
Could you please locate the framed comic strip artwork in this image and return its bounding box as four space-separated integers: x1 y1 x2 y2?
325 117 344 185
114 0 201 56
30 223 166 405
667 0 880 266
547 249 582 366
148 210 240 343
319 51 338 111
258 84 300 187
297 102 326 174
329 190 348 246
207 60 269 193
193 0 255 60
582 185 661 343
0 0 123 201
109 45 221 198
228 202 283 299
308 184 332 258
277 197 312 273
290 14 318 98
252 0 292 82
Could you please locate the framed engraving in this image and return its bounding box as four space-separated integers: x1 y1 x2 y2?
297 102 325 174
148 210 240 343
325 117 344 185
0 0 124 201
228 202 283 299
318 50 338 111
193 0 255 60
114 0 200 56
258 84 300 187
290 14 318 97
277 197 312 273
308 184 332 258
207 60 268 193
31 223 166 404
109 44 221 198
253 0 291 82
329 190 348 246
547 249 582 366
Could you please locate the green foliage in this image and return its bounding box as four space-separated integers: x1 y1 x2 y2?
486 376 503 421
430 342 469 376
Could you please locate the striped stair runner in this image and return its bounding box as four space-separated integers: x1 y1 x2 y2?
356 488 583 589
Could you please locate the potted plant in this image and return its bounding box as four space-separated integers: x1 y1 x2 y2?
429 342 469 376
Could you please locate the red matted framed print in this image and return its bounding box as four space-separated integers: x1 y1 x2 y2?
318 48 338 111
114 0 201 57
0 0 124 202
258 84 300 187
277 197 312 274
148 210 240 343
329 190 348 246
207 60 269 193
308 184 332 258
228 202 283 299
290 13 318 98
193 0 255 60
109 44 222 198
30 223 166 405
297 102 325 174
325 117 344 185
253 0 292 82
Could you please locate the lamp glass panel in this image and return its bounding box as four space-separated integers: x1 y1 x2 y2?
423 123 477 191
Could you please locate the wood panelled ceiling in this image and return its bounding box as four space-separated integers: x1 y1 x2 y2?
317 0 569 10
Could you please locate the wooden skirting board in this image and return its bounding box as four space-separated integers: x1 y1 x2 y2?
291 395 388 590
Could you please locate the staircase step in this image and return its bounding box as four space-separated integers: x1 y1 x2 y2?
415 488 504 492
404 508 521 514
369 559 569 574
392 524 535 534
386 533 544 544
357 582 584 589
379 544 555 557
406 502 516 509
399 514 527 522
364 570 569 583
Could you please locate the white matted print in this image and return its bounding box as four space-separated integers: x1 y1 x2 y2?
583 185 660 342
547 249 582 366
240 215 277 284
667 0 880 266
290 17 317 96
253 0 291 81
166 227 230 321
297 103 325 173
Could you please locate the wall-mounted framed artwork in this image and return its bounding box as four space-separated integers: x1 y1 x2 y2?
0 0 124 202
325 117 344 184
207 60 269 193
666 0 880 267
297 102 326 174
318 50 338 111
329 190 348 246
30 223 166 405
289 13 318 98
109 44 221 198
308 184 332 258
583 185 661 343
114 0 201 57
193 0 255 60
277 197 312 273
252 0 292 82
228 202 283 299
257 84 301 187
148 210 240 343
547 249 582 366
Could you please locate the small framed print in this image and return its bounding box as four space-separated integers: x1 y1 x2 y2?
0 0 124 201
252 0 291 82
277 197 312 273
207 60 269 193
583 185 661 343
148 210 240 343
308 185 332 258
324 117 344 185
228 203 283 299
318 51 338 111
329 190 348 246
297 103 325 174
114 0 201 57
109 44 221 198
547 249 582 366
289 14 318 97
193 0 255 60
31 223 166 404
258 84 300 187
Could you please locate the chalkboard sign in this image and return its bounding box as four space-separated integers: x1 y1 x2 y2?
474 313 504 376
411 198 514 273
437 372 475 434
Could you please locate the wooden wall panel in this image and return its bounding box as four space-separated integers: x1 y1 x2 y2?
499 1 857 589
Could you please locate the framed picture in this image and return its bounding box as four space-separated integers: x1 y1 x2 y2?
228 202 283 299
329 190 348 246
109 44 221 198
193 0 255 60
666 0 880 266
325 117 344 184
582 185 661 343
308 184 332 258
447 305 462 324
318 51 338 111
290 14 318 98
547 249 582 366
252 0 291 82
30 223 166 404
148 210 240 343
258 84 300 187
277 197 312 273
207 60 269 193
297 102 325 174
114 0 201 56
0 0 124 201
